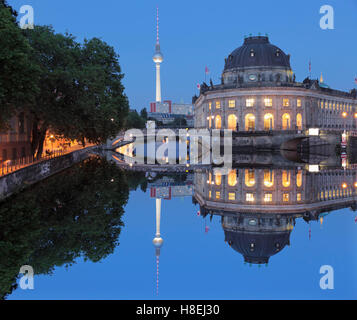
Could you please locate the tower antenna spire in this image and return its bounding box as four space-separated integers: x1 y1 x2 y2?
156 6 159 44
153 6 163 102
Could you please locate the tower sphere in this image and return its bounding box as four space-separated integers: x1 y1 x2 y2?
153 44 164 63
153 237 164 248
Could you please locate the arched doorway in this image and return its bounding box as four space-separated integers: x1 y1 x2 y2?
282 113 291 130
215 115 221 129
264 113 274 130
228 114 238 131
296 113 302 130
245 114 255 131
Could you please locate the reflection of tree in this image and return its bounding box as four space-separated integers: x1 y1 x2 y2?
0 157 146 299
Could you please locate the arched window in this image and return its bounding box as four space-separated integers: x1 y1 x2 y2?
296 170 302 187
296 113 302 130
282 113 291 130
208 116 212 129
245 114 255 131
228 170 237 187
215 115 221 129
228 114 238 131
215 172 222 186
264 113 274 130
282 170 291 187
245 169 255 187
264 170 274 187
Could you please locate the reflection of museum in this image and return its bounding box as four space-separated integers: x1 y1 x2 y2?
193 167 357 264
194 35 357 133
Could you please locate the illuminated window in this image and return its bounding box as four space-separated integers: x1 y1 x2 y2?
297 99 302 107
282 113 291 130
229 100 236 108
283 193 290 202
329 102 332 110
264 98 272 107
297 193 302 201
246 98 255 107
283 99 290 107
264 193 273 202
228 192 236 201
282 170 291 187
320 101 324 109
264 113 274 130
296 170 302 187
216 191 221 199
246 193 255 202
215 173 222 186
263 170 274 187
333 103 336 111
208 172 212 185
245 169 255 187
228 114 238 131
215 115 221 129
296 113 302 130
209 102 212 110
325 102 328 109
245 113 255 131
228 170 237 187
209 191 212 199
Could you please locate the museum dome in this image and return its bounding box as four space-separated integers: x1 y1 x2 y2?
224 230 291 264
224 36 291 71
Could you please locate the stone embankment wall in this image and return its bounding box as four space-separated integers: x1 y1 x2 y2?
0 146 99 200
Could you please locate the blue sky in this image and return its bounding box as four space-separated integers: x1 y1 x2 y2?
8 187 357 300
7 0 357 111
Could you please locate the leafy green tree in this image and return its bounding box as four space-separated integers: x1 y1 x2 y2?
0 1 39 128
24 26 129 158
125 109 145 129
140 108 148 121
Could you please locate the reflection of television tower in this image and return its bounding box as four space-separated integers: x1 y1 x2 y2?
153 7 163 103
153 198 163 295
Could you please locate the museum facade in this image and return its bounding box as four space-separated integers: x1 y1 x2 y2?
194 36 357 134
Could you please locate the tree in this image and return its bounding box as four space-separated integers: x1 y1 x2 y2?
125 109 145 129
0 1 39 129
140 108 148 121
24 26 129 158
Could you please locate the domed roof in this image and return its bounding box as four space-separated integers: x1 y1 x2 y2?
224 36 291 71
224 230 291 264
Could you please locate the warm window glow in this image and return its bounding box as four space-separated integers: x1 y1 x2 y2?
297 193 302 201
216 101 221 109
228 114 238 131
282 113 291 130
245 169 255 187
246 98 255 107
209 191 212 199
296 170 302 187
282 170 291 187
264 98 272 107
264 113 274 130
216 192 221 199
283 193 290 202
283 99 289 107
228 170 237 187
264 193 272 202
263 170 274 187
228 192 236 201
297 99 302 107
229 100 236 108
215 173 222 186
246 193 255 202
296 113 302 130
209 102 212 110
215 115 222 129
245 113 255 131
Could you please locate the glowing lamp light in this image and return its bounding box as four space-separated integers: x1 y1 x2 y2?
354 113 357 119
354 182 357 188
342 112 348 118
308 128 319 136
308 165 319 172
342 183 348 189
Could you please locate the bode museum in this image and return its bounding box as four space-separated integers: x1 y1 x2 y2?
193 35 357 149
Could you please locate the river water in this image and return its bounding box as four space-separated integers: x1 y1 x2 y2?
1 149 357 300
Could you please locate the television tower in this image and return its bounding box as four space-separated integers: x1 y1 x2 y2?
153 198 163 295
153 7 163 102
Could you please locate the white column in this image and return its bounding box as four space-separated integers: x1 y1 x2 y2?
156 198 162 237
156 63 162 103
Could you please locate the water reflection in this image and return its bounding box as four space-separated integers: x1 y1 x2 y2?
1 152 357 299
